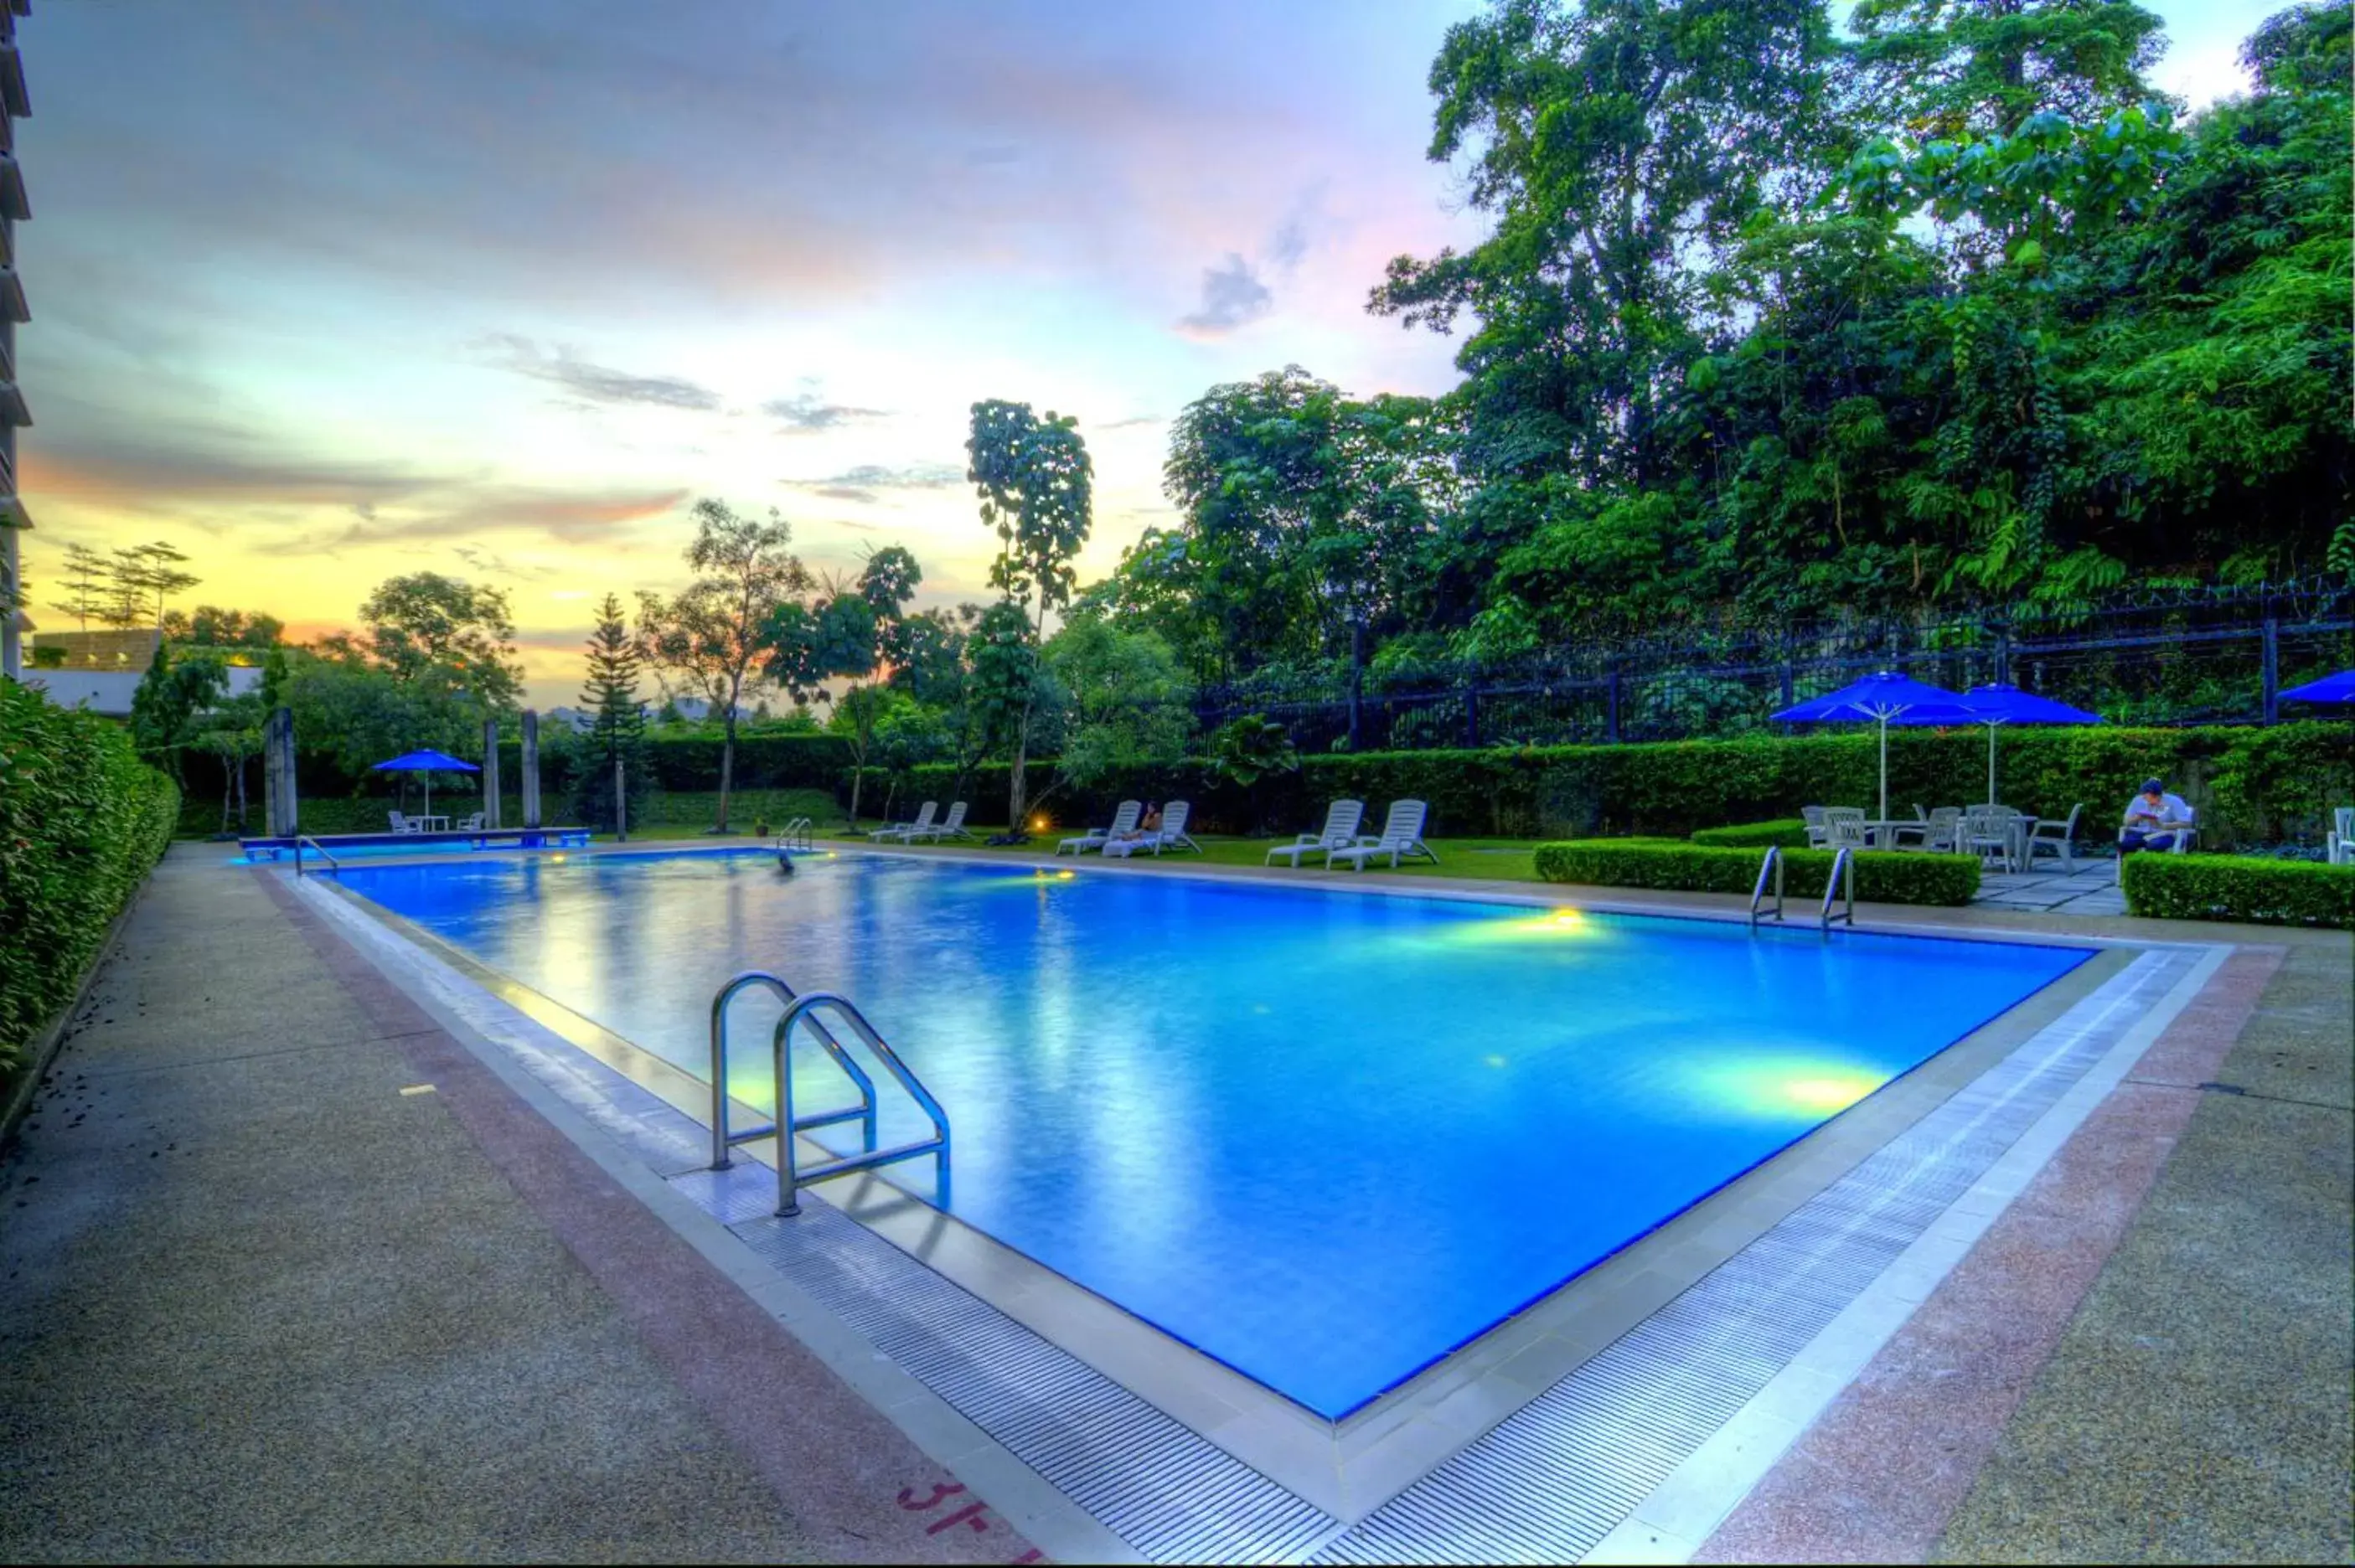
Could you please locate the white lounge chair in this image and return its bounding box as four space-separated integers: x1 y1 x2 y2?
1058 801 1139 855
908 801 973 843
1103 801 1200 858
870 801 937 842
2023 803 2083 872
387 811 424 835
456 811 488 833
1328 800 1438 871
1267 800 1364 866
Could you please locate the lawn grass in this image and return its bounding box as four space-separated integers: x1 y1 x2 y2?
594 820 1547 884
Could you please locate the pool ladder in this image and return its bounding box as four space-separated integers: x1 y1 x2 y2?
708 972 951 1217
1749 844 1857 937
772 818 815 853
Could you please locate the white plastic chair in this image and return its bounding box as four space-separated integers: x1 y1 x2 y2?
1104 801 1200 858
1328 800 1438 871
2024 803 2083 872
387 812 423 835
1267 800 1364 866
1058 801 1139 855
869 801 937 842
907 802 971 843
1800 806 1829 848
2329 807 2353 866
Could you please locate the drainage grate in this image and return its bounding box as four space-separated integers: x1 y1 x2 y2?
728 1197 1340 1565
1310 949 2194 1565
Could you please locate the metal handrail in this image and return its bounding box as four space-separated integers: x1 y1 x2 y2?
772 817 814 853
710 972 877 1173
1820 846 1857 936
1748 845 1785 927
293 835 341 877
766 993 950 1217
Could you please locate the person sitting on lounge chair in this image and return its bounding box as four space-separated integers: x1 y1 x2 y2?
2118 778 2194 855
1114 802 1162 846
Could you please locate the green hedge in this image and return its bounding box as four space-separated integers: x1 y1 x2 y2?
1533 839 1981 906
898 722 2346 847
1690 819 1810 849
2120 853 2355 929
1 679 180 1074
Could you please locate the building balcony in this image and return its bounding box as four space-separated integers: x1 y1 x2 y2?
0 43 25 120
0 155 25 222
0 267 26 323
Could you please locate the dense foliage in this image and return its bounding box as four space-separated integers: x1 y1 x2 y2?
1533 838 1981 904
2121 851 2355 927
0 678 180 1073
1095 0 2352 679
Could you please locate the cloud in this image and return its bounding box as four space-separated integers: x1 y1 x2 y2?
450 543 557 582
1100 415 1162 431
1176 253 1273 336
782 462 964 504
483 334 720 412
763 391 890 433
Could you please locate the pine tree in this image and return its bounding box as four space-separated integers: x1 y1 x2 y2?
572 593 649 833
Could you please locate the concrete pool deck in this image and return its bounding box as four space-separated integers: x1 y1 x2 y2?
2 840 2347 1561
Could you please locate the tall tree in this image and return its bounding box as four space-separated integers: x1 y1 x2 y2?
127 642 229 786
573 593 649 835
967 400 1092 834
1371 0 1836 491
358 572 524 709
636 498 810 833
48 542 108 634
764 544 922 829
1846 0 2164 139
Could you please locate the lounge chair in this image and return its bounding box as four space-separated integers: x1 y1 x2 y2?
1103 800 1200 858
456 812 488 833
870 801 937 842
1058 801 1139 855
1267 800 1364 866
1328 800 1439 871
2023 803 2083 872
908 802 973 843
388 811 424 834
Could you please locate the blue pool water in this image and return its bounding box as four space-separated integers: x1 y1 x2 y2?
339 849 2091 1418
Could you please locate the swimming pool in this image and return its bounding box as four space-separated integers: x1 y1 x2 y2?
338 848 2092 1419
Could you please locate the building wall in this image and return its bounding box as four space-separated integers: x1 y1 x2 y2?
22 663 264 718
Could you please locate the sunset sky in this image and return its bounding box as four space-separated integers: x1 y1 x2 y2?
15 0 2281 709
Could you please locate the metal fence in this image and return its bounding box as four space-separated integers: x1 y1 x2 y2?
1191 580 2355 752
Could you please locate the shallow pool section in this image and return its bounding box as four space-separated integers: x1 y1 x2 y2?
339 849 2090 1419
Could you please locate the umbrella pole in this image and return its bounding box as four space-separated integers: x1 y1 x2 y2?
1987 724 1998 807
1879 714 1890 826
424 775 431 819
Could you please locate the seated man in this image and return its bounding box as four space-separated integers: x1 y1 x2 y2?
2119 777 2195 855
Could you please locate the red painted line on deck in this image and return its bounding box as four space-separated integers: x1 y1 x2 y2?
1700 946 2283 1565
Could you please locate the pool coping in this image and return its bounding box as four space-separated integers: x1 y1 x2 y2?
298 846 2207 1523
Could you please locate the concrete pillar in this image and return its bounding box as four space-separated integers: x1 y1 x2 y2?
481 716 502 828
520 709 542 828
261 707 279 836
267 705 299 836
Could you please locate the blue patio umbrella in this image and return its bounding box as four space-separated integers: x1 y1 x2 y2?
2280 668 2355 705
1773 671 1982 826
370 747 480 819
1897 683 2105 807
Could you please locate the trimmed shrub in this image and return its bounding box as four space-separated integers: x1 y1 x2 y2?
1534 839 1981 906
1 680 180 1073
897 722 2343 847
2120 853 2355 929
1690 819 1810 849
